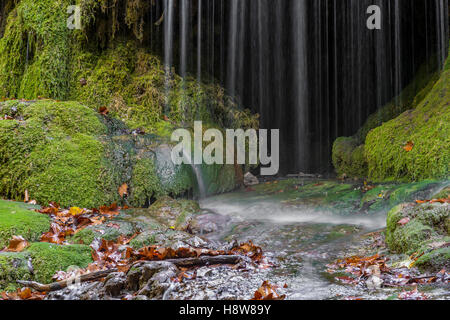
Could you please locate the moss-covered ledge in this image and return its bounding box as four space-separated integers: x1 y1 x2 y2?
332 44 450 182
385 202 449 272
0 199 49 248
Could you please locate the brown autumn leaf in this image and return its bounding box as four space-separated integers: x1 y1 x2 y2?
18 288 32 300
118 183 128 198
251 281 286 300
5 236 29 252
99 203 119 216
398 217 410 226
98 106 109 115
403 141 414 152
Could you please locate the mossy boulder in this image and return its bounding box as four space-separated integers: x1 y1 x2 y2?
415 246 450 271
0 251 33 291
332 48 447 181
0 242 92 290
359 180 438 212
365 53 450 182
26 242 92 284
386 202 449 271
0 199 49 247
133 197 201 231
0 100 121 208
332 137 367 178
70 219 142 245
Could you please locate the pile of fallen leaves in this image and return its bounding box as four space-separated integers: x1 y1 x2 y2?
38 202 121 245
0 196 270 300
1 287 46 301
415 196 450 204
326 253 449 293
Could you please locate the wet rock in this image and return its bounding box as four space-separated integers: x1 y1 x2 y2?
196 267 213 278
244 172 259 186
46 281 104 300
386 202 449 271
135 262 178 299
366 275 383 290
126 261 178 299
104 272 126 297
189 213 231 235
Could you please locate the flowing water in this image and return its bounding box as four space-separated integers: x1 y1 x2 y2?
167 184 449 300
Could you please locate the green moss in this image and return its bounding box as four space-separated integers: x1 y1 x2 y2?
390 220 436 254
26 242 92 283
71 41 258 134
0 0 72 99
0 199 50 247
365 66 450 181
0 100 121 208
129 231 157 249
388 180 437 206
129 158 163 208
70 219 138 244
332 137 367 178
141 197 200 230
332 50 447 181
0 252 32 291
70 229 96 245
386 202 449 259
415 247 450 272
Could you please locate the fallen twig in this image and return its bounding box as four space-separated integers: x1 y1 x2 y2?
165 255 243 268
17 269 117 292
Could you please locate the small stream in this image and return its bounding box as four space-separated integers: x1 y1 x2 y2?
167 187 449 300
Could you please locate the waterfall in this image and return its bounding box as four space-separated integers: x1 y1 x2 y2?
159 0 449 175
182 148 206 199
163 0 175 113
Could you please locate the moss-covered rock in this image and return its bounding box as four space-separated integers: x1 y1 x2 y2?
365 50 450 182
0 0 72 100
26 242 92 283
332 137 367 178
0 100 121 208
0 199 49 247
332 47 448 181
0 251 32 291
127 197 201 231
70 219 141 245
415 246 450 272
385 202 449 271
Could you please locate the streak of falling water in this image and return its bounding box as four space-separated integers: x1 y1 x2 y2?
182 148 206 199
226 0 238 98
394 0 402 101
164 0 175 113
180 0 189 78
197 0 202 83
292 0 308 171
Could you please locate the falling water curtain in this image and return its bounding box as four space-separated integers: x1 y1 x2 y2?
159 0 448 174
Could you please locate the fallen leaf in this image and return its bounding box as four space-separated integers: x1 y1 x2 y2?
251 281 286 300
403 141 414 152
5 236 28 252
69 207 84 216
98 106 109 115
118 183 128 198
18 288 32 300
398 217 410 226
